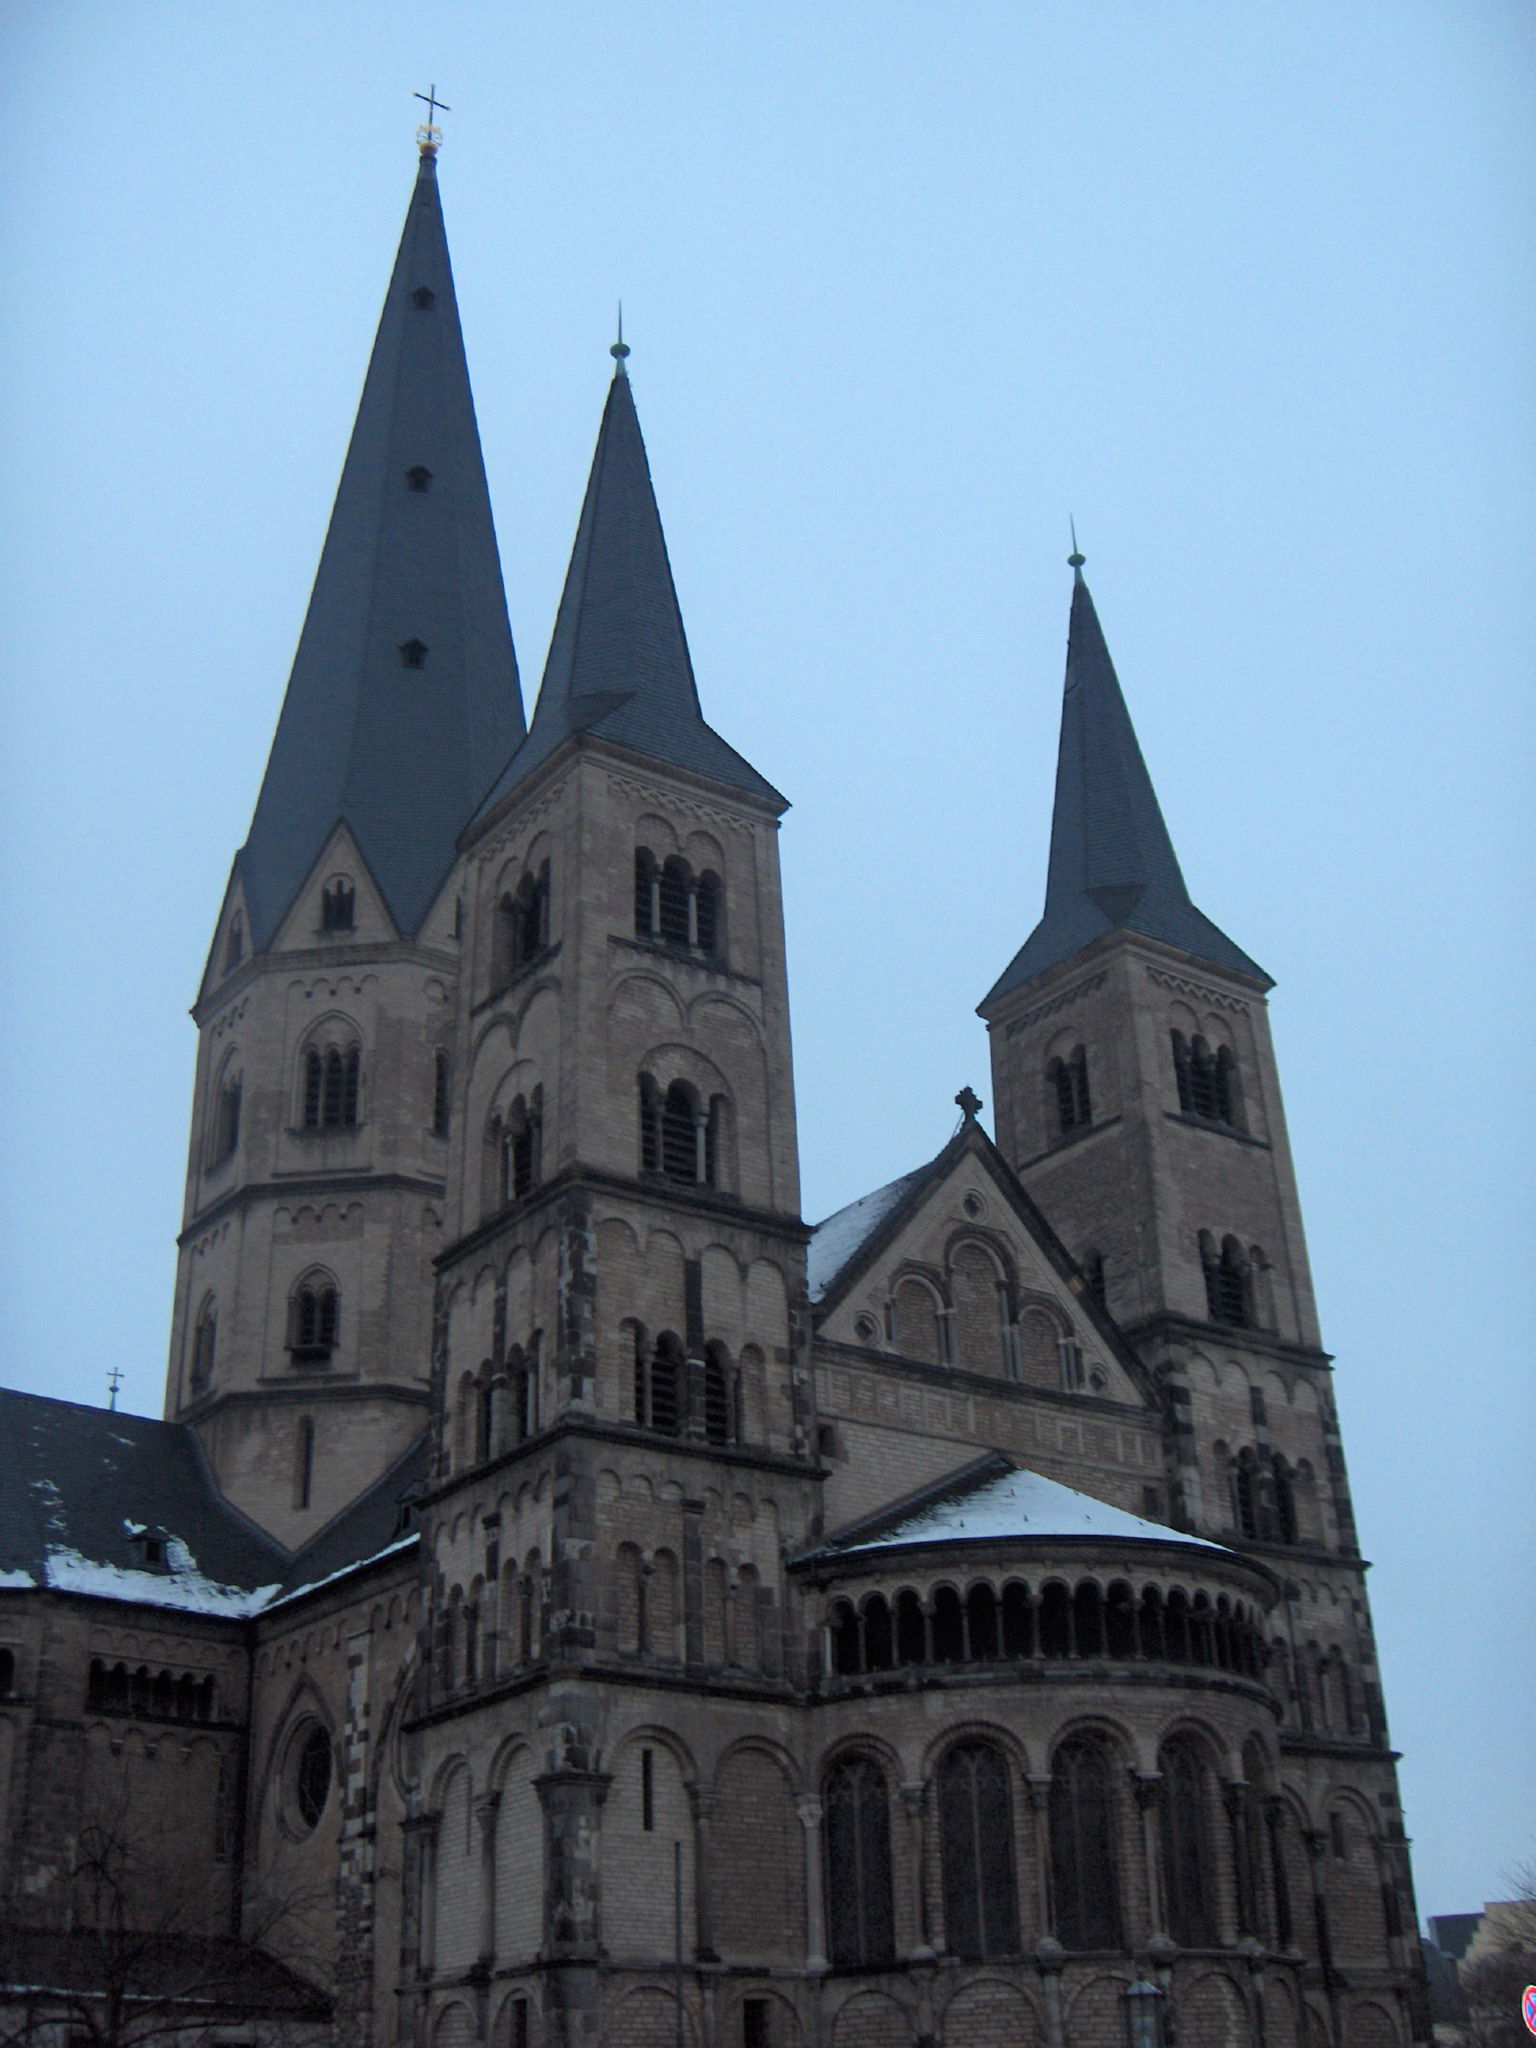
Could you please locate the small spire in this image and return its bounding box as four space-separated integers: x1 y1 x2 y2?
107 1364 123 1412
610 302 630 376
955 1085 983 1123
1068 516 1085 573
414 83 449 158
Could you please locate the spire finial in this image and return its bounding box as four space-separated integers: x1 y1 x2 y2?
107 1364 123 1412
1068 516 1085 572
610 302 631 375
414 83 450 157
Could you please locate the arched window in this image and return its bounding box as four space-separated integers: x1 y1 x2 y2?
823 1757 895 1967
634 849 658 937
1233 1448 1261 1539
695 871 722 955
294 1415 315 1509
1159 1736 1219 1947
648 1332 684 1435
1049 1736 1120 1949
190 1297 217 1391
703 1342 732 1445
1202 1232 1250 1327
1273 1458 1298 1545
939 1741 1018 1959
496 864 550 984
223 913 243 972
288 1277 339 1363
212 1067 242 1162
658 857 691 945
1176 1032 1241 1127
1048 1045 1092 1136
320 878 355 931
432 1049 451 1137
501 1089 543 1203
303 1042 361 1131
640 1076 716 1186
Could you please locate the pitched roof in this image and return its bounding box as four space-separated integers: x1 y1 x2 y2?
274 1430 427 1601
802 1451 1227 1561
474 367 784 819
0 1926 331 2015
0 1389 288 1614
807 1166 930 1303
983 567 1266 1005
236 150 525 949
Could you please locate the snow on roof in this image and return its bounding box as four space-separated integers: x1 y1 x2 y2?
808 1167 927 1302
824 1462 1227 1557
41 1541 281 1618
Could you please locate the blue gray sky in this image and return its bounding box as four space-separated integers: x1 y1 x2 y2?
2 0 1531 1927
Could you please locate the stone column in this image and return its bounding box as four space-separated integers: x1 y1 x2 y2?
1134 1771 1166 1943
1027 1775 1055 1940
1264 1799 1293 1951
535 1690 611 2048
690 1784 718 1961
1035 1938 1065 2048
1225 1782 1255 1938
900 1781 934 1960
797 1794 828 1974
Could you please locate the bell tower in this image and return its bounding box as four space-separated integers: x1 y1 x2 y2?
978 557 1412 1784
164 140 525 1546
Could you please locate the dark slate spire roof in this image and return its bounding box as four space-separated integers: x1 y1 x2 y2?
983 566 1266 1004
475 365 783 819
236 151 525 948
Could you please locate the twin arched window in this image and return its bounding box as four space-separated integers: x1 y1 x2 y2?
639 1076 720 1186
288 1276 339 1362
1172 1031 1240 1127
631 1327 736 1444
823 1757 895 1966
634 850 722 955
1047 1045 1092 1137
303 1043 361 1130
320 877 355 932
496 863 550 984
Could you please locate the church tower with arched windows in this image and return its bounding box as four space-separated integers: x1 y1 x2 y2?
162 142 525 1544
2 146 1428 2048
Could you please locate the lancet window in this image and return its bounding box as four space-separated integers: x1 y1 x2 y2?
498 1089 544 1203
288 1275 339 1363
211 1066 242 1162
302 1042 361 1130
190 1297 217 1392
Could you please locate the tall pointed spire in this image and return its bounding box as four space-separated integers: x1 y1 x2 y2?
236 150 525 947
984 562 1265 1002
476 361 783 816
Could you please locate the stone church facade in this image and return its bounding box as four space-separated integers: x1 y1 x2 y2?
0 138 1428 2048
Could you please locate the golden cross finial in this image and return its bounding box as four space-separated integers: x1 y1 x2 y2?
414 84 450 156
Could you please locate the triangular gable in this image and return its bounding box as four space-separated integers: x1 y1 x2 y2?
266 822 403 954
811 1118 1152 1409
196 864 252 1007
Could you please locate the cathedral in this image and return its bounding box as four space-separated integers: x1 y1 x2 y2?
0 134 1428 2048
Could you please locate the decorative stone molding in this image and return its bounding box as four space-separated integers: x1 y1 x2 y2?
1145 964 1250 1014
1005 971 1108 1037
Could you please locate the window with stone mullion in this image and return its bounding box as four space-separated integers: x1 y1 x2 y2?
1160 1740 1218 1947
824 1759 895 1967
1049 1739 1120 1949
939 1742 1018 1959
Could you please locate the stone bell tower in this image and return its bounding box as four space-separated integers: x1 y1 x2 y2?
163 139 525 1545
977 555 1424 2023
412 346 819 2048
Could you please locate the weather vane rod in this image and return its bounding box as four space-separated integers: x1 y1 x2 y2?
415 83 450 157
